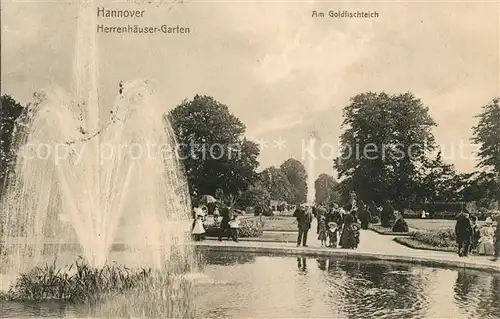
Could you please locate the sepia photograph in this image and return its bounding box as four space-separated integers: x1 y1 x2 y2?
1 0 499 318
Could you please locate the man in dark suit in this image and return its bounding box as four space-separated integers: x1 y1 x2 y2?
294 205 313 247
218 204 232 241
455 210 473 257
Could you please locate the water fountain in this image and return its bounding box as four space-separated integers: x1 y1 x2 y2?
0 0 194 289
306 132 317 206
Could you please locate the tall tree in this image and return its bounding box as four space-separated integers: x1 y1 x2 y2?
472 98 500 200
335 92 436 207
168 95 259 197
314 173 338 205
239 182 271 213
416 150 458 202
280 158 307 204
258 166 293 202
0 95 24 197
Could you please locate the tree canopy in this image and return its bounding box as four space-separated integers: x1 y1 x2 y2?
168 95 259 198
314 173 338 205
472 98 500 200
335 92 436 208
280 158 308 205
258 166 293 202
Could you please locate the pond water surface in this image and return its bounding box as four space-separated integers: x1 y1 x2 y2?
1 251 500 318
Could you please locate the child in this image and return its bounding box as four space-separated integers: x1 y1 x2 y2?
192 212 206 241
351 222 361 249
228 214 240 242
317 215 327 247
327 222 338 248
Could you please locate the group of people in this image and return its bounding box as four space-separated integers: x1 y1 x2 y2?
455 211 499 258
293 203 362 249
191 203 241 242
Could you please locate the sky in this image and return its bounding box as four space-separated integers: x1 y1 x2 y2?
2 0 499 180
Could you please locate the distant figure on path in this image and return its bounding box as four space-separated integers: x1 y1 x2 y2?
493 214 500 261
358 200 371 229
392 212 409 232
470 215 481 254
478 219 495 256
218 205 233 241
455 211 473 257
421 210 428 219
213 206 220 223
339 211 359 249
294 205 313 247
192 206 203 231
228 214 240 242
317 215 327 247
327 222 339 248
192 211 206 241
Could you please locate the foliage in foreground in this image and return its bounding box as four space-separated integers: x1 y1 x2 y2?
6 258 196 317
7 259 151 303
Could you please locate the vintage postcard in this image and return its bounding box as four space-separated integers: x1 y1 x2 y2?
1 0 499 318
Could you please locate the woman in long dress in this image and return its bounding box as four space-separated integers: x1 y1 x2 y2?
477 222 495 255
192 212 206 241
339 213 358 249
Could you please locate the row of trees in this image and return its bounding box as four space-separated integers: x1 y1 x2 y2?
168 95 339 208
2 91 498 212
335 92 500 210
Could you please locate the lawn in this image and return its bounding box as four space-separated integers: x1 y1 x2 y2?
406 219 456 231
406 219 491 231
397 219 494 253
262 216 297 232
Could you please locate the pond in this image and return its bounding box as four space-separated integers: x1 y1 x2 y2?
1 251 500 318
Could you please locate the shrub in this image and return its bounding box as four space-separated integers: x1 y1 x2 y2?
370 216 380 224
411 229 457 248
238 218 264 237
204 217 264 238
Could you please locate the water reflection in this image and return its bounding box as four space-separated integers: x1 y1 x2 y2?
200 251 256 266
197 253 500 318
454 269 500 318
297 257 307 271
2 253 500 318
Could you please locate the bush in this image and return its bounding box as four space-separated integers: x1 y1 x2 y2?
204 217 264 238
411 229 457 249
7 259 152 303
238 218 264 237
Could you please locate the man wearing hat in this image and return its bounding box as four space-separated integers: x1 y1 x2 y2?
455 209 473 257
294 204 313 247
